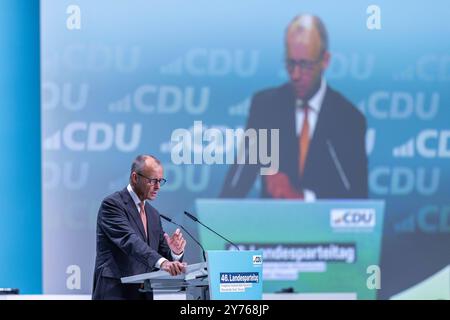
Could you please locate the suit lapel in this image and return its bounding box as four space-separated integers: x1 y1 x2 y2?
284 86 298 145
280 85 299 172
145 203 159 249
119 188 147 241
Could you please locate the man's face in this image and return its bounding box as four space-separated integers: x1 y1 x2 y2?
132 161 164 201
286 28 329 99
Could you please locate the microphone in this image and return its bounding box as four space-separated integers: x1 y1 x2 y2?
159 213 207 262
184 211 240 251
326 139 351 191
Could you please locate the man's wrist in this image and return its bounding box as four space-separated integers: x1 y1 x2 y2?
156 257 168 269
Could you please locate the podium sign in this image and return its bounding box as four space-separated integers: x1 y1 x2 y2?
207 250 263 300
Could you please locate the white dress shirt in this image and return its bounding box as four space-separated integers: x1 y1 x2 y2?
295 77 327 138
127 184 183 269
293 77 326 202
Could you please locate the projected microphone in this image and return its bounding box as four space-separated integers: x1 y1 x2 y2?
159 213 206 262
184 211 240 251
326 139 351 191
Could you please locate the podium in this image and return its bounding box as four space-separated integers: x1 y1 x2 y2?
121 250 264 300
121 262 209 300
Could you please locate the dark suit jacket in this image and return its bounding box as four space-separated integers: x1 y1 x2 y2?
220 83 368 199
92 187 175 300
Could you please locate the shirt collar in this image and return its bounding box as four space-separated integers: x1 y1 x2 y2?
296 77 327 113
127 184 143 206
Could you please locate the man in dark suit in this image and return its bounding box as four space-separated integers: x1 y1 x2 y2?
220 14 367 199
92 155 187 300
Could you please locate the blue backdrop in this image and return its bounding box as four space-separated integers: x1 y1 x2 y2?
42 1 450 298
0 0 41 294
36 0 450 298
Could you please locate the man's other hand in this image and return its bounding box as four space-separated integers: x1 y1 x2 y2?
164 228 186 255
160 261 187 276
265 172 304 199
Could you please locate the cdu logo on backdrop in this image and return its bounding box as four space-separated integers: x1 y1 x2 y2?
393 130 450 158
331 209 376 229
160 48 260 77
43 122 142 152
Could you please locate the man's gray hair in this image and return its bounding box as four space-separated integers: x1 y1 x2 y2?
130 154 161 174
285 14 329 56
